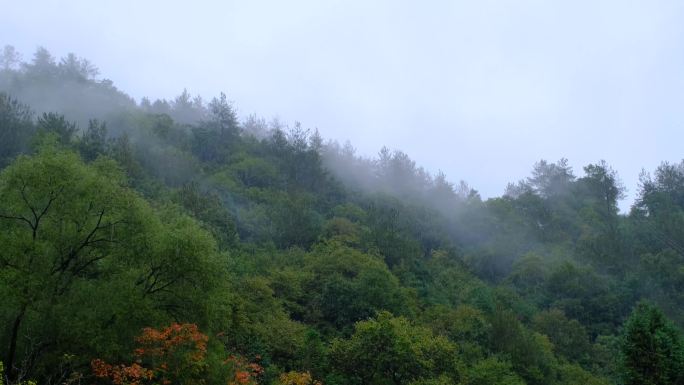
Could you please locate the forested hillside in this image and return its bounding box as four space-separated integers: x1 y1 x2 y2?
2 46 684 385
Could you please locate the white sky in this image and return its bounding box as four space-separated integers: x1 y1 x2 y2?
3 0 684 211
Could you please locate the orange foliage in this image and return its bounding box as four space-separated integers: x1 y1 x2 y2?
91 323 266 385
91 323 208 385
135 323 208 359
91 359 153 385
225 354 263 385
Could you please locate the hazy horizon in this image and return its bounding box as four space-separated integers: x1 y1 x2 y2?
3 0 684 212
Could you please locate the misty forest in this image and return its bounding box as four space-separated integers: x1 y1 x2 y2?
2 46 684 385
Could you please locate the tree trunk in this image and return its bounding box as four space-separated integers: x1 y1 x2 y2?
6 303 27 381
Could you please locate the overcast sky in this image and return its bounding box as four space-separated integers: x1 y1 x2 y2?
3 0 684 211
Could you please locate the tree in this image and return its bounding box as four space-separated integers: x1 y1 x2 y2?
208 92 239 139
579 161 625 214
621 302 684 385
421 305 490 363
170 89 206 124
24 47 57 78
191 92 240 162
464 357 525 385
329 312 458 385
488 307 556 385
36 112 77 145
0 93 34 167
556 363 611 385
0 45 22 71
278 371 322 385
575 161 626 269
527 158 575 198
634 161 684 258
506 254 550 305
172 182 238 249
638 161 684 213
0 147 137 378
532 309 591 363
0 146 222 381
92 323 265 385
303 243 411 330
545 262 627 336
59 53 99 80
78 119 109 161
92 323 208 385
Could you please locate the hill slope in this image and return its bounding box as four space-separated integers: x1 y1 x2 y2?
2 46 684 385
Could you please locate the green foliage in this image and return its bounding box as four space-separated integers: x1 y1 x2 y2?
532 309 591 363
36 112 76 145
219 274 308 376
421 305 490 363
556 363 611 385
464 357 525 385
545 261 629 336
78 119 108 161
621 302 684 385
591 335 622 383
269 242 413 333
0 146 224 379
172 182 238 249
329 312 459 385
0 93 34 167
488 307 556 385
506 253 550 305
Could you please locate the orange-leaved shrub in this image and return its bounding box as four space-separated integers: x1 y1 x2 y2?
92 323 263 385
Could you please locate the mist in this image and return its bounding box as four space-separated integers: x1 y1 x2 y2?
0 45 653 271
4 1 684 213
